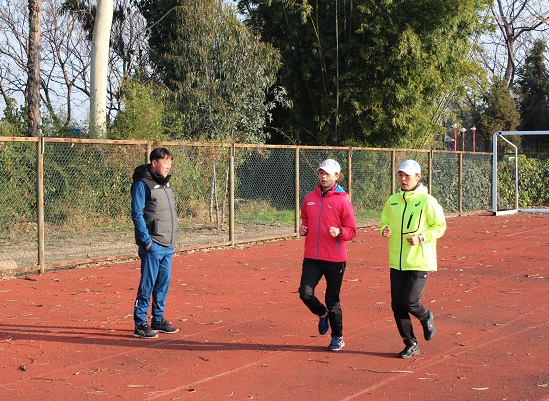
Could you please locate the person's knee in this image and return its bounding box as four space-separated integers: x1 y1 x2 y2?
298 286 314 301
392 299 412 313
391 300 402 313
401 299 421 313
325 299 340 310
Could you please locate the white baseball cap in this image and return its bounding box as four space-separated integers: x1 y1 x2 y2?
398 159 421 175
316 159 341 175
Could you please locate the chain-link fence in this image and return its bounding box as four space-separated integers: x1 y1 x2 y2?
0 137 492 276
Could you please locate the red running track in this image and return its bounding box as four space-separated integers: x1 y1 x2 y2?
0 213 548 400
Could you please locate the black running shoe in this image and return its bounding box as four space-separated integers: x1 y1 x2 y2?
318 309 330 335
151 319 179 334
133 324 158 339
399 342 420 358
421 310 436 341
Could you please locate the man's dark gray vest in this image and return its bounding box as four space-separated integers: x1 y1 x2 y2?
133 165 178 247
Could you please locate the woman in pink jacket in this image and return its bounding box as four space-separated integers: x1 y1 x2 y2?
298 159 357 351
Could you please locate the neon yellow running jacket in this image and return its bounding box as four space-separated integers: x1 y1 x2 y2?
380 184 446 271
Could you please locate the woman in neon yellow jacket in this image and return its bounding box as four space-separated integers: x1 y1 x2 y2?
380 160 446 359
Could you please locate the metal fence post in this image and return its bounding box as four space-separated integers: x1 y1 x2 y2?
428 151 433 194
459 152 463 215
229 143 235 245
295 147 300 233
146 143 152 162
391 150 396 194
347 147 353 201
37 137 45 273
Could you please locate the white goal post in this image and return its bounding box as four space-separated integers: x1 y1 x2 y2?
492 130 549 216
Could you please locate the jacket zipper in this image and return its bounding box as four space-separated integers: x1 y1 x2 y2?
399 192 407 270
315 195 324 259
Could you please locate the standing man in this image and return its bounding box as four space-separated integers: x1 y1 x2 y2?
298 159 357 351
380 160 446 358
131 147 179 338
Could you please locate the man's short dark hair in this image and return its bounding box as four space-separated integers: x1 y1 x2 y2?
150 147 173 162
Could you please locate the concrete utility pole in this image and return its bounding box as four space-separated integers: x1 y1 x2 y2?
89 0 113 138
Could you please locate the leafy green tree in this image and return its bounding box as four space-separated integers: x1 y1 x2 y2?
472 77 520 151
238 0 489 148
516 39 549 152
109 79 167 141
132 0 179 80
135 0 280 142
237 0 343 145
346 0 489 148
1 99 27 136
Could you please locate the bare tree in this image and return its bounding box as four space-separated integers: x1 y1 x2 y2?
0 0 148 132
480 0 549 87
0 1 29 111
0 0 91 127
62 0 149 126
27 0 43 137
42 0 92 126
106 0 149 121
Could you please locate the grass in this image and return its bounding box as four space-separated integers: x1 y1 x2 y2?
234 199 295 226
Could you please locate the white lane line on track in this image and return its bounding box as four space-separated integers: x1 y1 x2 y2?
144 350 295 400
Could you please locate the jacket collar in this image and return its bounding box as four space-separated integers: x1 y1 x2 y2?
399 183 427 196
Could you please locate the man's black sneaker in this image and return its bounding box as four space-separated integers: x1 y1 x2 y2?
399 342 420 358
421 310 436 341
318 308 330 335
151 319 179 334
133 324 158 339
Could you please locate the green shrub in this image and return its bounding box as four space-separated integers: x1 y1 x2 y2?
497 154 549 208
0 142 37 237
